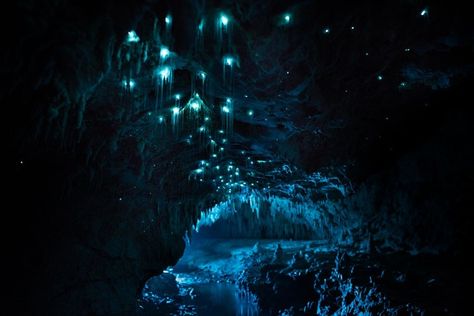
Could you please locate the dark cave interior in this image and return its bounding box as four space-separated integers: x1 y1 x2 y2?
2 0 473 315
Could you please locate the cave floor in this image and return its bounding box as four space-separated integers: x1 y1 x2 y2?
138 239 466 315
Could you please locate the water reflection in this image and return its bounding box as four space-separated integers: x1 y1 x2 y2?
139 272 259 315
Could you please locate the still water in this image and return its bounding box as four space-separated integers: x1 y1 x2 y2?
139 272 259 315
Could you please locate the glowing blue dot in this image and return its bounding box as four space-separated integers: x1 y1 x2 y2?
160 47 170 59
191 102 200 111
284 14 291 23
198 19 205 32
127 30 140 43
175 94 181 100
351 26 355 30
122 79 136 89
377 75 383 80
195 168 203 174
420 8 428 16
158 67 171 80
172 107 180 114
199 71 206 80
247 110 254 116
225 57 234 66
222 106 230 113
220 14 229 26
158 116 164 123
165 15 172 24
323 28 330 34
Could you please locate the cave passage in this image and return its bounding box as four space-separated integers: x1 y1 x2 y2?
137 203 463 315
138 206 329 315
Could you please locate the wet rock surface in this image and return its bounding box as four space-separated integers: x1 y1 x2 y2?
140 239 466 315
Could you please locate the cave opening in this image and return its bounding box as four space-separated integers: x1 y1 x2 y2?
139 196 325 315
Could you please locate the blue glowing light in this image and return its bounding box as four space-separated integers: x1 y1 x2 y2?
247 110 254 116
127 30 140 43
377 75 383 80
160 47 170 59
172 107 180 114
191 102 200 111
184 93 208 114
198 19 205 32
165 15 172 24
420 8 428 16
175 94 181 100
122 79 136 89
220 14 229 26
157 66 171 82
224 56 234 67
222 106 230 113
323 28 330 34
158 116 164 123
199 71 206 80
